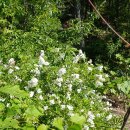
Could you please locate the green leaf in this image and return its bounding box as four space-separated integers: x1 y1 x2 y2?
70 114 86 126
37 124 48 130
0 117 19 129
25 106 42 118
118 81 130 94
67 124 82 130
0 85 28 98
52 117 64 130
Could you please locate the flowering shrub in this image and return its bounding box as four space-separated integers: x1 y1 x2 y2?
0 47 122 129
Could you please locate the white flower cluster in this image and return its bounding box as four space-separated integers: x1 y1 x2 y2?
6 58 20 74
28 77 38 87
38 50 49 66
95 74 106 87
55 67 66 87
73 49 86 63
87 111 95 127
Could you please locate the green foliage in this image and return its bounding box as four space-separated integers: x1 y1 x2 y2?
70 114 86 126
0 85 28 98
0 0 128 129
37 124 48 130
53 117 64 130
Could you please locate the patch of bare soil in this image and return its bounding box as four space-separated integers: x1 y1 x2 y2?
104 95 130 130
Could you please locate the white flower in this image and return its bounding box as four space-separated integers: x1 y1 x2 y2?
77 88 81 93
60 53 65 60
55 77 63 87
66 93 71 100
73 55 80 63
88 111 95 120
38 56 49 66
106 114 112 121
39 56 45 65
40 50 44 57
81 109 84 112
72 74 79 79
58 68 66 77
24 86 29 91
39 95 43 100
68 112 74 116
95 80 103 86
44 106 48 110
106 101 112 107
88 59 92 64
88 67 92 71
96 114 101 117
15 76 22 82
31 68 40 75
8 68 14 74
95 74 105 82
83 125 89 130
37 88 42 93
43 61 49 66
105 74 109 78
79 49 86 59
29 91 34 97
6 103 10 107
0 98 5 102
8 58 15 66
87 118 94 125
90 101 94 105
97 66 103 71
61 105 66 110
67 105 73 111
28 77 38 87
50 99 55 105
15 66 20 70
68 84 72 91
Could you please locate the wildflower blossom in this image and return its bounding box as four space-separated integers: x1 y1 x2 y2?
58 68 66 77
37 88 42 93
39 95 43 100
67 105 73 111
55 77 63 87
14 66 20 70
77 88 81 93
8 58 15 66
61 105 66 110
0 98 5 102
6 103 10 107
44 106 48 110
29 91 34 97
97 65 103 71
66 93 71 100
31 67 40 76
40 50 44 57
88 67 93 71
68 84 72 91
88 59 92 64
95 80 103 86
106 114 112 121
38 56 49 66
83 125 89 130
28 77 38 87
50 99 55 105
72 74 79 79
8 68 14 74
60 53 65 60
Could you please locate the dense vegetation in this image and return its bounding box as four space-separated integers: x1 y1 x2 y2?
0 0 130 129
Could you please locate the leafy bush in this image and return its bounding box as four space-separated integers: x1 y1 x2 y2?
0 47 121 129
